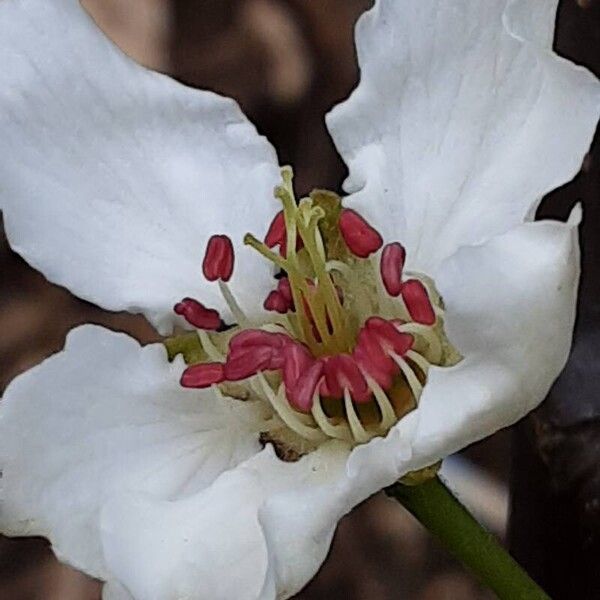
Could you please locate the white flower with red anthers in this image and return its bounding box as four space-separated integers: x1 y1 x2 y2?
0 0 598 599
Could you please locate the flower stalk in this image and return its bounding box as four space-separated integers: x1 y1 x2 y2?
386 476 550 600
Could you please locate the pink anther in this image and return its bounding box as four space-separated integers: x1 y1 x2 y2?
323 354 371 403
180 363 225 388
202 235 234 282
380 242 406 297
401 280 436 325
339 209 383 258
174 298 222 330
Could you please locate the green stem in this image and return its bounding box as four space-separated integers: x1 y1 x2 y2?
386 476 550 600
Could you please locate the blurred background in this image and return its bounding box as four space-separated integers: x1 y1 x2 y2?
0 0 598 598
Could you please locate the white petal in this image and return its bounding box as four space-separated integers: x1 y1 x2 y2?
100 438 409 600
0 0 281 333
351 214 580 476
0 325 264 579
327 0 600 272
102 442 408 600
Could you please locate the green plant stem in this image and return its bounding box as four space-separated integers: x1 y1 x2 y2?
386 476 550 599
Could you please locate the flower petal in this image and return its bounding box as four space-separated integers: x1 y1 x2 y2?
0 0 281 333
327 0 600 272
99 443 360 600
0 325 264 580
350 213 580 476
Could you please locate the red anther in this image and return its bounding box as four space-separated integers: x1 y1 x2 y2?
401 280 436 326
282 342 314 390
380 242 406 297
264 211 286 248
229 329 289 353
353 327 396 389
180 363 225 388
264 212 303 257
281 342 322 412
277 278 293 305
339 208 383 258
365 316 413 357
227 329 291 378
202 235 234 282
263 278 295 314
263 290 289 313
323 354 371 403
174 298 221 330
224 346 274 381
287 361 323 413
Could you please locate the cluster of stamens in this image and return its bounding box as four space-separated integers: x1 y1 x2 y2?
168 168 457 458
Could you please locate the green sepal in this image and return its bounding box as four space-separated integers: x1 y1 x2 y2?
163 332 207 365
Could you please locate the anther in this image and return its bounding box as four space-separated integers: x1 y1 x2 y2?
224 346 273 380
380 242 406 297
180 363 225 388
202 235 234 282
283 344 323 412
264 290 289 313
364 317 413 356
264 211 302 257
174 298 222 330
323 354 371 403
225 329 290 380
339 209 383 258
264 211 286 249
277 277 293 304
401 280 436 326
353 327 396 389
263 278 294 313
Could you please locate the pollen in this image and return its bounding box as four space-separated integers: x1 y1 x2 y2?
169 167 459 458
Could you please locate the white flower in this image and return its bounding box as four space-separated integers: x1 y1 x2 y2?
0 0 598 599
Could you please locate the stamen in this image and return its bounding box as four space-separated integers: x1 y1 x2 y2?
198 330 226 362
264 290 290 314
380 242 406 297
354 327 396 389
339 208 383 258
391 352 424 401
363 375 397 432
264 277 294 314
281 343 315 398
224 346 273 381
180 363 225 388
224 330 288 380
401 279 436 325
323 355 371 403
264 210 286 249
174 298 221 330
257 375 326 442
406 349 431 376
343 388 372 443
277 277 293 304
311 396 353 441
287 361 323 413
364 317 413 357
203 235 234 282
218 280 248 327
397 322 443 363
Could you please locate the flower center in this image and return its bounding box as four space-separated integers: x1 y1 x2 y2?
166 168 459 459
